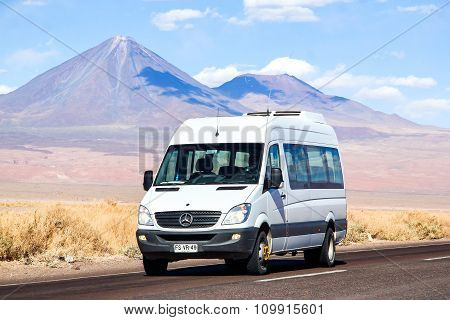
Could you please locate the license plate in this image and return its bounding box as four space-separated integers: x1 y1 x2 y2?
174 243 198 253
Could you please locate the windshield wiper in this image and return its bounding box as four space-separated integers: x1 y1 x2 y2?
160 181 185 185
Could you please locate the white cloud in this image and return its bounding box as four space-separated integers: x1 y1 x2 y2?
353 86 404 101
259 57 317 77
245 0 349 8
194 57 317 87
244 5 319 23
6 49 58 67
0 69 6 74
0 85 16 94
311 65 437 89
229 0 350 25
194 66 242 88
446 87 450 92
399 98 450 117
397 4 438 14
152 8 216 31
22 0 46 6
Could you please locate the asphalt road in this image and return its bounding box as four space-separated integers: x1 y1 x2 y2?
1 243 449 300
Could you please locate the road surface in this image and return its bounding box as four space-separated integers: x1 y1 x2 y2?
1 242 449 299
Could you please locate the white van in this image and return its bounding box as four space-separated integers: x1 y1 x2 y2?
137 111 347 275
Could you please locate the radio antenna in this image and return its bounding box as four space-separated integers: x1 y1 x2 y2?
215 105 220 137
266 88 272 116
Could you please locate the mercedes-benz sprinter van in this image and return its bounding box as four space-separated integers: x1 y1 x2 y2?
137 111 347 275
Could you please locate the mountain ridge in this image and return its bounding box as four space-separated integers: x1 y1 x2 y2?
0 36 420 132
215 73 418 131
0 36 246 127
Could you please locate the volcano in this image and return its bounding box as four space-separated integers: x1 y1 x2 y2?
0 36 247 127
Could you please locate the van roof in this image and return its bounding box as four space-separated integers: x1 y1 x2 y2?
170 111 337 146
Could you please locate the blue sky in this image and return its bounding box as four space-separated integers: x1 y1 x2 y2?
1 0 449 127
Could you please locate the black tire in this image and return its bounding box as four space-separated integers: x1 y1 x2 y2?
245 230 270 275
304 227 336 267
143 256 168 276
319 227 336 267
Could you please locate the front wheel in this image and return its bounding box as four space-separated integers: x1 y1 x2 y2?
143 256 168 276
245 230 270 275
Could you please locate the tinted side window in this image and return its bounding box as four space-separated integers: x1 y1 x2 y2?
159 148 179 182
283 144 309 189
305 146 328 187
264 144 281 191
268 144 280 169
324 148 344 188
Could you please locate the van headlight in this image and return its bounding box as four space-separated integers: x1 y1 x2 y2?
138 205 154 226
223 204 251 225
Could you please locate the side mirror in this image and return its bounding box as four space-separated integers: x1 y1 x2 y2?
143 170 153 191
270 168 283 189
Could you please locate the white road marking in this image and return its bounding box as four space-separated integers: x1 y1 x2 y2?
0 263 219 288
341 242 450 253
423 256 450 261
0 271 144 288
255 269 347 283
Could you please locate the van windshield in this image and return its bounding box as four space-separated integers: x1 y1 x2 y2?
154 143 264 185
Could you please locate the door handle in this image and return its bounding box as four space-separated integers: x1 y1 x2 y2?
280 193 286 200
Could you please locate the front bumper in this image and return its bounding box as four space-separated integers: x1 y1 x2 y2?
136 227 258 261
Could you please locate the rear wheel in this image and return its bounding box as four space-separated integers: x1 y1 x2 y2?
304 227 336 267
319 227 336 267
245 230 270 275
143 256 168 276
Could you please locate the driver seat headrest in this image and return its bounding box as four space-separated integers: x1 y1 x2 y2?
196 156 214 172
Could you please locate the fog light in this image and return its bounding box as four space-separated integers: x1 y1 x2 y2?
232 233 241 240
138 235 147 241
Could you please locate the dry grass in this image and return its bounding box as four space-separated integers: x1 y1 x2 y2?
0 201 449 263
0 200 137 263
343 209 450 245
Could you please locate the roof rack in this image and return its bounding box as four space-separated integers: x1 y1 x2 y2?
246 111 270 116
246 110 302 117
274 111 301 116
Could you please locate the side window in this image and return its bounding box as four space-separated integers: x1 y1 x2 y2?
305 146 328 187
264 144 281 190
160 149 179 182
283 144 309 189
268 144 281 169
324 148 344 188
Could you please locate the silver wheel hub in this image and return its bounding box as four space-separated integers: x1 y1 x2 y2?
328 236 335 262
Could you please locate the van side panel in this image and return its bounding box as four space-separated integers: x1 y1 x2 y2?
276 125 347 250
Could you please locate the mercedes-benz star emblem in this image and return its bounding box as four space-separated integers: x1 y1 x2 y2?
179 213 193 227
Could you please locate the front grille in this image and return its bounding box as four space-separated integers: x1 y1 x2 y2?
155 211 222 228
157 234 215 242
